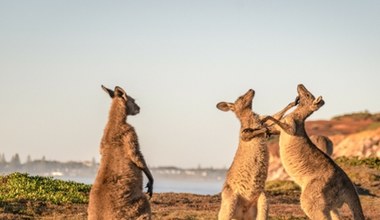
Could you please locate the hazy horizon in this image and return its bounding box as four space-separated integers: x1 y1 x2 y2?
1 1 379 168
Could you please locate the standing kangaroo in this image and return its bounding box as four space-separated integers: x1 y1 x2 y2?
217 89 297 220
263 84 365 220
310 135 333 156
88 85 154 220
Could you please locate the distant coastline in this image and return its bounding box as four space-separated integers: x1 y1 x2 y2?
0 157 226 195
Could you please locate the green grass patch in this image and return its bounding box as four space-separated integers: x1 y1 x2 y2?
366 121 380 130
0 173 91 204
332 111 380 122
335 156 380 170
332 111 373 121
265 180 300 195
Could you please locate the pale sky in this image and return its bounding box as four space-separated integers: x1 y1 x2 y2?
0 1 379 168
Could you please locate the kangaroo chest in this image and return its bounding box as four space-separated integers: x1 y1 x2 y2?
228 140 269 182
279 134 314 184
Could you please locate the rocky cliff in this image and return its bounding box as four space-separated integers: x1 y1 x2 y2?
268 112 380 180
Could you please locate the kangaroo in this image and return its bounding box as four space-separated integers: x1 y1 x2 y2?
217 89 298 220
310 135 333 156
262 84 365 220
88 85 154 220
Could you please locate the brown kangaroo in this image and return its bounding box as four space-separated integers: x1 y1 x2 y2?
217 89 297 220
88 85 154 220
262 84 365 220
310 135 333 156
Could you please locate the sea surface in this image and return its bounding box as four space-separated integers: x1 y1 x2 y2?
56 176 224 195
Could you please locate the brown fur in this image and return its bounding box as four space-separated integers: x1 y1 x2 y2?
217 89 297 220
310 135 333 156
88 85 153 220
263 84 365 220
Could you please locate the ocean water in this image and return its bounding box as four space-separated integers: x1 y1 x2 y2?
56 176 224 195
153 178 223 195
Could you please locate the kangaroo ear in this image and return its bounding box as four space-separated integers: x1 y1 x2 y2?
114 86 128 101
102 85 114 98
217 102 234 112
312 96 325 111
313 96 323 106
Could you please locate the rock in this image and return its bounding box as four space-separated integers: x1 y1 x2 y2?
334 128 380 158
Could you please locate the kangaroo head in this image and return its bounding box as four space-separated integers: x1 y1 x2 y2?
102 85 140 116
216 89 255 120
296 84 324 117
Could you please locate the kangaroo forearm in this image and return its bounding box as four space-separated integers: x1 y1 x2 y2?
262 116 296 135
241 127 268 141
267 125 280 135
272 100 297 120
132 155 149 170
143 167 154 183
261 100 297 131
127 147 149 170
144 167 154 198
125 139 150 170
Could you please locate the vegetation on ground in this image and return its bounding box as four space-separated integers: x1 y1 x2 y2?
365 121 380 130
331 111 380 121
336 156 380 170
0 172 91 205
0 156 379 219
265 180 300 195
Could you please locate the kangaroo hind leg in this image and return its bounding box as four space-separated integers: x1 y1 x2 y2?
300 184 331 220
330 209 341 220
218 187 238 220
256 192 268 220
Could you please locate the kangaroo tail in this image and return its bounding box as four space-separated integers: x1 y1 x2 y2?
346 186 365 220
256 191 269 220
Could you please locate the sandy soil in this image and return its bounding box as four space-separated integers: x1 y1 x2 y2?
0 189 378 220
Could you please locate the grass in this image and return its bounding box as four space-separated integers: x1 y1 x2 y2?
331 111 380 122
265 180 300 195
335 156 380 170
332 111 373 120
366 121 380 130
0 172 91 205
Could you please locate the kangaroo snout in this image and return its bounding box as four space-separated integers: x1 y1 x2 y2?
297 84 306 91
135 105 141 114
246 89 254 97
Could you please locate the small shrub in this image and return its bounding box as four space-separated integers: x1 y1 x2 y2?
332 111 372 121
365 122 380 130
0 173 91 204
265 180 300 195
335 156 380 170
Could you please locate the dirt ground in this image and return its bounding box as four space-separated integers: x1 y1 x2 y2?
0 189 378 220
1 161 379 219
